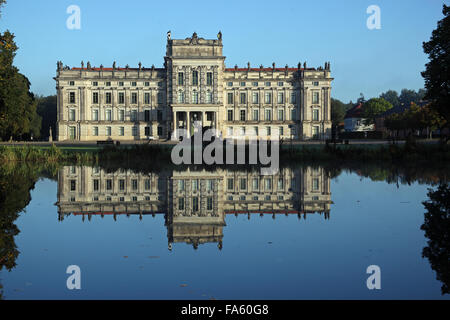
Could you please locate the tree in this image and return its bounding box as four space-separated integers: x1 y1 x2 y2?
362 97 393 124
36 95 57 140
331 98 346 126
422 4 450 133
380 90 400 108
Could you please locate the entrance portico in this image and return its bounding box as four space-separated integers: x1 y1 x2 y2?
172 107 219 139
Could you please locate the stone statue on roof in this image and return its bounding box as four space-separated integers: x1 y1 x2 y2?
167 30 171 40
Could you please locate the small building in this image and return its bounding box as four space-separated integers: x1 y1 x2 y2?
344 103 374 132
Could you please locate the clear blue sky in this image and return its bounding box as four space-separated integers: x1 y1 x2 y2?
0 0 447 102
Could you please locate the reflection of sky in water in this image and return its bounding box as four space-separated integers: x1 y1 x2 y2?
0 169 447 300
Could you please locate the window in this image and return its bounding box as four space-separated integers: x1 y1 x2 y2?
106 109 112 121
118 92 124 104
70 180 76 191
192 91 199 104
92 109 99 121
118 110 124 121
312 178 320 190
132 179 138 190
132 126 138 136
145 82 150 87
312 91 320 104
252 92 259 104
106 126 111 136
254 126 259 135
106 179 112 190
145 179 151 190
290 92 297 104
93 81 98 86
313 109 319 121
265 92 272 104
93 179 99 191
119 179 125 191
227 110 233 121
119 81 124 87
178 180 185 191
106 92 112 104
291 108 297 120
265 178 272 190
240 178 247 190
93 126 98 136
192 197 199 212
227 81 233 87
278 81 284 86
240 92 246 104
278 109 284 121
265 109 272 121
131 92 137 104
157 92 163 104
69 109 75 121
207 179 214 191
192 71 198 85
227 178 234 190
131 81 137 87
145 126 150 136
192 179 199 191
240 81 246 87
178 198 185 210
131 110 137 121
93 92 98 104
277 92 284 104
253 109 259 121
206 91 213 103
227 92 234 104
278 178 284 189
69 92 76 104
69 81 75 86
178 72 184 85
240 195 246 201
144 93 150 104
265 81 271 86
207 197 213 211
119 127 124 136
227 127 233 136
207 72 213 85
178 91 185 103
240 110 246 121
279 126 284 136
252 178 259 190
252 81 258 86
145 110 150 122
266 126 271 136
313 81 319 86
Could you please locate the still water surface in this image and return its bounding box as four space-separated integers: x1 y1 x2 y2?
0 165 448 299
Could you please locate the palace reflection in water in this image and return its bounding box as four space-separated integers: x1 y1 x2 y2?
56 166 331 250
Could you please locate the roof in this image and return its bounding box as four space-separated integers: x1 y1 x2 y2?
224 67 315 72
344 103 364 119
70 67 165 71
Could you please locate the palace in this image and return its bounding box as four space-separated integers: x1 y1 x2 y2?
54 31 333 141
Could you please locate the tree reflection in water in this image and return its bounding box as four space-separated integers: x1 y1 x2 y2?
421 184 450 295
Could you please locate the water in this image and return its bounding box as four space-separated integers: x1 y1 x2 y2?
0 164 448 299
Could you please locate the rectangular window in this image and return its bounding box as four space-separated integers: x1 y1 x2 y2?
106 126 111 136
206 91 212 104
145 82 150 87
92 92 98 104
227 82 233 87
178 180 185 192
252 92 259 104
240 110 246 121
266 126 271 136
227 110 233 121
240 81 246 87
313 81 319 86
227 178 234 190
145 110 150 122
119 179 125 191
291 108 296 121
92 109 99 121
312 91 320 104
93 126 98 136
254 126 259 136
240 178 247 190
265 109 272 121
253 109 259 121
265 92 272 104
69 109 76 121
144 93 150 104
252 178 259 190
207 197 213 211
93 179 99 191
69 92 76 104
131 92 137 104
106 109 112 121
240 92 246 104
132 179 138 190
265 178 272 190
131 110 137 121
252 81 258 87
132 126 138 136
157 92 163 104
178 198 185 210
192 179 199 191
192 197 199 212
105 92 112 104
192 91 199 104
145 126 150 136
279 126 284 136
278 178 284 189
207 179 214 191
119 127 124 136
118 92 125 104
278 109 284 121
145 179 151 190
192 71 198 85
227 92 233 104
93 81 98 86
106 179 112 191
118 81 124 87
118 110 124 121
278 81 284 86
278 92 284 104
207 72 213 85
313 109 319 121
69 81 75 86
131 81 137 87
70 180 76 191
178 72 184 85
313 178 320 190
290 92 297 104
178 91 185 103
265 81 271 87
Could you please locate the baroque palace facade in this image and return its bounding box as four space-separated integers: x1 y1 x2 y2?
55 31 333 141
57 166 332 250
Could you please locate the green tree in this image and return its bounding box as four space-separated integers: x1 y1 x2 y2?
36 95 57 140
422 4 450 133
362 98 393 124
331 98 346 126
380 90 400 108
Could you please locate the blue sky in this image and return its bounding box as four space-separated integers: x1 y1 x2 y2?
0 0 447 102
